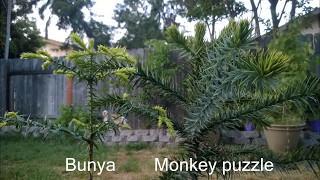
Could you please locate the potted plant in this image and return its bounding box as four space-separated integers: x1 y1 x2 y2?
264 106 305 153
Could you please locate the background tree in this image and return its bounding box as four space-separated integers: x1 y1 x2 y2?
84 19 111 47
289 0 315 20
4 0 12 60
224 0 247 19
172 0 224 40
245 0 316 38
249 0 262 37
113 0 166 48
268 20 314 81
39 0 111 46
6 19 44 58
266 0 315 32
171 0 246 40
162 0 180 29
0 0 43 58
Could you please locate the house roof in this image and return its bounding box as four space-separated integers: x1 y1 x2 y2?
43 38 65 46
257 8 320 41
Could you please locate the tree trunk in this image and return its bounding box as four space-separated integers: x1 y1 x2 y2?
211 18 215 41
88 54 94 180
250 0 261 37
88 88 94 180
88 140 94 180
290 0 297 20
4 0 13 59
269 0 279 30
45 16 51 39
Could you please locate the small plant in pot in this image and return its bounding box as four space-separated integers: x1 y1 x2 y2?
264 105 305 154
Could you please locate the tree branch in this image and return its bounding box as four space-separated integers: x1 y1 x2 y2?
278 0 289 25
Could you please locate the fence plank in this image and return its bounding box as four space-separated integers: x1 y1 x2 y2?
0 60 7 115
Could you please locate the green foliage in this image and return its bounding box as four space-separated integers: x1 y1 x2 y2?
19 33 137 132
85 19 112 47
268 21 313 81
3 33 139 179
39 0 110 46
93 93 176 135
114 19 320 179
56 106 89 127
171 0 246 39
2 34 178 179
114 0 164 48
232 50 290 92
154 106 175 135
137 39 178 106
144 39 177 77
266 21 318 125
0 0 43 58
265 109 305 125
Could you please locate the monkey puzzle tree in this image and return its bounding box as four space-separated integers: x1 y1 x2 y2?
95 20 320 179
44 19 320 180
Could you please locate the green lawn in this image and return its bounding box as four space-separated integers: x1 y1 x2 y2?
0 135 169 180
0 135 318 180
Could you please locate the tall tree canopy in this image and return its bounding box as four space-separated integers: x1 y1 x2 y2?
39 0 111 46
172 0 246 40
0 0 44 58
114 0 174 49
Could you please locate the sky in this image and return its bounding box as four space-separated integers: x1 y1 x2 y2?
28 0 320 43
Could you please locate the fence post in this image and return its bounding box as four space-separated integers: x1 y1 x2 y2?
0 60 8 116
66 76 73 106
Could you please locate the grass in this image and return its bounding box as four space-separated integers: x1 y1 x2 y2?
119 157 140 172
0 134 318 180
0 134 173 180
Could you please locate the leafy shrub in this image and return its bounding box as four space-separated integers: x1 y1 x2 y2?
56 105 89 127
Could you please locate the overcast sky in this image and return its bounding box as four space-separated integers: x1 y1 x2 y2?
28 0 320 43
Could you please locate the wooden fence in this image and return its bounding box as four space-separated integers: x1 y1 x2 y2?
0 49 151 128
1 34 320 128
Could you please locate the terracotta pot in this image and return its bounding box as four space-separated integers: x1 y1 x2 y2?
264 124 305 153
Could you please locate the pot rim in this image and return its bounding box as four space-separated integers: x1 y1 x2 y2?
269 123 305 127
265 123 305 131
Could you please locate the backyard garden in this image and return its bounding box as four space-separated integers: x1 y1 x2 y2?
1 0 320 180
